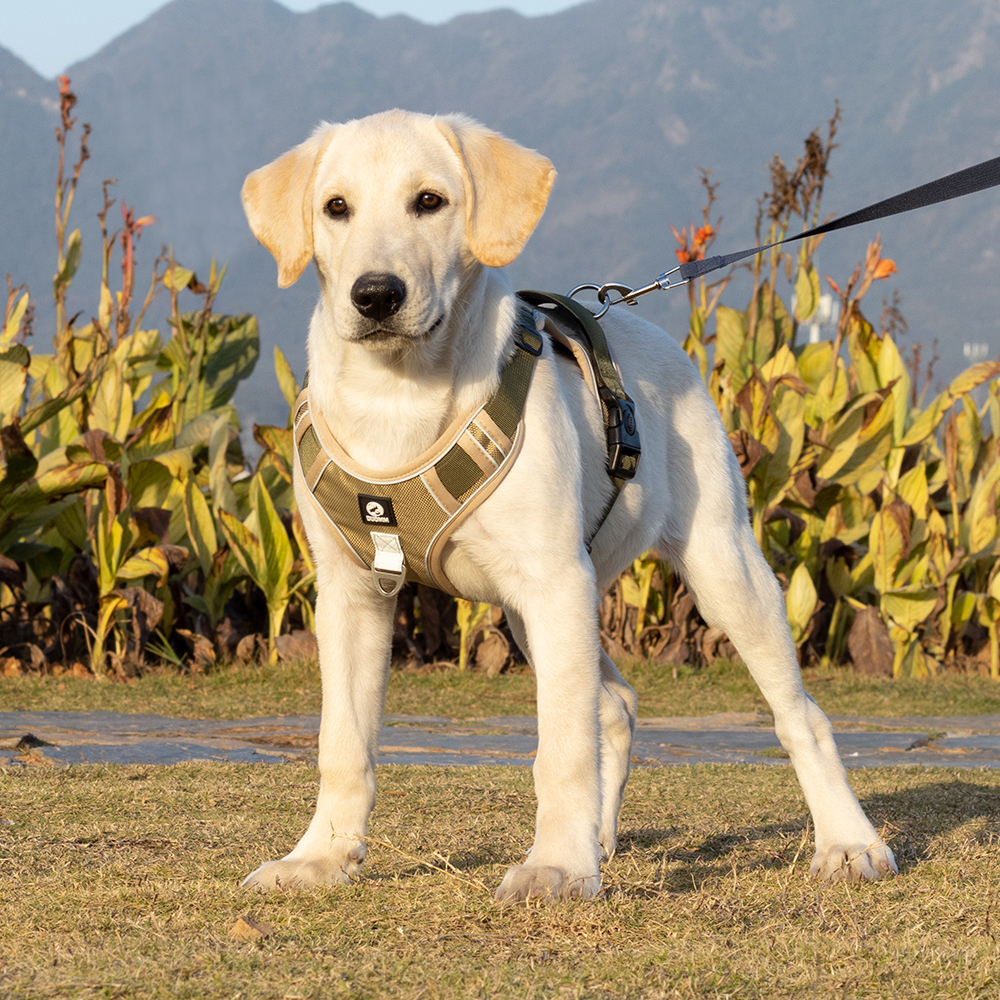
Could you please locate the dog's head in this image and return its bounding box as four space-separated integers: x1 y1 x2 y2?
242 110 556 353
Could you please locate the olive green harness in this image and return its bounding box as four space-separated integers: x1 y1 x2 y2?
292 294 640 597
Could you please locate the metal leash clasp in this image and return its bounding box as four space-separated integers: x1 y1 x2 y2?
568 266 688 318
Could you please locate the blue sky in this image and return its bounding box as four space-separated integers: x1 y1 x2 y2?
0 0 574 78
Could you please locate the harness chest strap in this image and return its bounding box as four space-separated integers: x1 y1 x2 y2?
293 311 543 597
293 295 641 597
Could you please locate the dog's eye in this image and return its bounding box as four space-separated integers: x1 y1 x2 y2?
325 197 348 218
416 191 444 213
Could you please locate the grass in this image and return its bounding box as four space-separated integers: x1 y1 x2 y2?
1 762 998 998
4 657 1000 722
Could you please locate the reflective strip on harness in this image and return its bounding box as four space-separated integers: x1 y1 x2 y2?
294 313 542 596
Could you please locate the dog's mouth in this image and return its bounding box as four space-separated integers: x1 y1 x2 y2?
358 314 444 347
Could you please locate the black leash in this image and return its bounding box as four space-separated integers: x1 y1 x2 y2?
570 155 1000 315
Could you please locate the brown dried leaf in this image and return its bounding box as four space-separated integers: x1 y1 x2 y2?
847 606 894 677
228 915 274 941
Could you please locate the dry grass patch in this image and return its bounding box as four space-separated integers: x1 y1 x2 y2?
2 763 998 998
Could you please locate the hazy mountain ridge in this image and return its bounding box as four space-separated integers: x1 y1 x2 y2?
3 0 1000 429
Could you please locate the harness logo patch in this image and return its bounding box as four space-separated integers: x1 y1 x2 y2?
358 494 397 526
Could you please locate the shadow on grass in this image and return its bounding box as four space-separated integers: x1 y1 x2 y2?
860 779 1000 873
611 780 1000 892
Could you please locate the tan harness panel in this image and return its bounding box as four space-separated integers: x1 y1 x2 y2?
293 310 543 596
293 294 640 597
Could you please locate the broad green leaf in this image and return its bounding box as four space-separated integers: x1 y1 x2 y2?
951 591 977 627
117 545 171 585
825 557 853 599
99 281 113 329
218 507 265 585
810 366 849 424
90 373 133 442
0 345 30 423
249 473 293 601
826 394 894 490
456 599 492 671
204 546 245 625
961 459 1000 555
797 342 832 393
882 588 937 632
785 563 817 646
715 306 749 388
148 448 193 481
949 361 1000 398
175 407 234 451
274 345 299 411
129 457 184 510
0 494 78 554
793 260 820 323
21 350 110 435
200 314 259 413
253 424 294 485
870 503 909 594
58 228 82 285
208 412 238 515
875 334 910 443
2 291 29 347
900 361 1000 446
620 574 643 608
96 504 136 596
0 461 107 518
163 266 195 291
184 479 217 576
52 496 87 551
896 463 929 520
291 511 315 574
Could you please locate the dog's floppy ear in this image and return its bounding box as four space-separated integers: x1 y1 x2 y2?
242 127 334 288
435 116 556 268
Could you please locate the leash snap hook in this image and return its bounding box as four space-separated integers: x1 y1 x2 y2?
568 266 688 318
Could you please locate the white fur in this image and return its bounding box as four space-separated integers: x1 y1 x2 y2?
241 110 897 899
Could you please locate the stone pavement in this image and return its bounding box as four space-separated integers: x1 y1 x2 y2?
2 709 1000 768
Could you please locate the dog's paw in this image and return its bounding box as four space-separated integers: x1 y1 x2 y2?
494 864 600 902
242 846 365 890
810 841 898 882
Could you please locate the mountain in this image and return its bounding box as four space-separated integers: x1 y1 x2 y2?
3 0 1000 431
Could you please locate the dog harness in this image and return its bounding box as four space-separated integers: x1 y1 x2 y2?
292 294 640 597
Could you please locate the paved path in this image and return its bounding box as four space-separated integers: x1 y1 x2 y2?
3 710 1000 768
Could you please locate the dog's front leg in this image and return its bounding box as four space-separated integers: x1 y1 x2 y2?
243 562 394 890
496 569 603 902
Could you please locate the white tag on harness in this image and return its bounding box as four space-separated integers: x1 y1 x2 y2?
370 532 407 596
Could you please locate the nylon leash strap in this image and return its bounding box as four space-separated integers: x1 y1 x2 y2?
573 154 1000 314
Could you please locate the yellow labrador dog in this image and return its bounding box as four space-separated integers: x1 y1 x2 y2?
241 110 896 900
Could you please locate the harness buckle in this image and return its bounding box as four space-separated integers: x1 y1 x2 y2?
599 387 641 480
370 532 407 597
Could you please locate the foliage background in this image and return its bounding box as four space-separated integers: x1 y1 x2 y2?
2 86 1000 682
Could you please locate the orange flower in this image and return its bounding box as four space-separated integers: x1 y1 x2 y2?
671 224 692 263
873 258 897 280
693 225 714 247
672 223 714 264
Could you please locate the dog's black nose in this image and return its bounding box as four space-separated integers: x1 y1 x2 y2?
350 273 407 321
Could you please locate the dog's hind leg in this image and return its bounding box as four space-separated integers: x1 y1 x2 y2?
596 649 637 859
657 394 896 882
